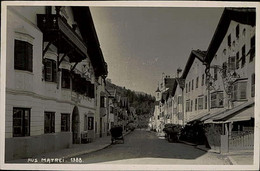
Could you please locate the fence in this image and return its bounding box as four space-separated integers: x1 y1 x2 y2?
229 131 254 150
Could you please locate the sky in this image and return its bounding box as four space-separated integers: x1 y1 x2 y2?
90 7 224 95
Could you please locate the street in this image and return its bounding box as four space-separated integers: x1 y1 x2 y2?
69 130 230 165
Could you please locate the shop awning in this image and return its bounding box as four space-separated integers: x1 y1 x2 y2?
213 101 254 122
203 101 254 124
188 112 210 123
201 109 226 123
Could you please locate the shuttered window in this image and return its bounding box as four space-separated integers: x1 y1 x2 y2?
236 52 240 69
14 40 33 72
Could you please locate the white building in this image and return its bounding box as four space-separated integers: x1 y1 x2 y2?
5 6 108 161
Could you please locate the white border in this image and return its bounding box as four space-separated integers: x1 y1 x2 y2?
1 1 260 170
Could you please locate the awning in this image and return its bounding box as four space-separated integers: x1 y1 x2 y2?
188 112 210 123
203 101 254 124
201 109 226 123
225 106 254 122
213 101 254 122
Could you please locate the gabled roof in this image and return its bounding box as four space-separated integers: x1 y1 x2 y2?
181 49 207 80
72 7 108 78
205 8 256 64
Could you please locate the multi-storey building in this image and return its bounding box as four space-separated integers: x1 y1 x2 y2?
5 6 107 161
201 8 255 152
181 50 208 123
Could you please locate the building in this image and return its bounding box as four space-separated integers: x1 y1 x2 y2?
5 6 107 161
201 8 256 153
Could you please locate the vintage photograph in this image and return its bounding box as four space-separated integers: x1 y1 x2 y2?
0 1 259 170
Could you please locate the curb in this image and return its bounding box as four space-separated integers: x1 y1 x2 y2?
178 140 197 146
64 130 132 159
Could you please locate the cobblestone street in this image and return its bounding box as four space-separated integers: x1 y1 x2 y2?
69 130 230 165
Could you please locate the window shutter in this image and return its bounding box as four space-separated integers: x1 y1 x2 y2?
90 84 95 98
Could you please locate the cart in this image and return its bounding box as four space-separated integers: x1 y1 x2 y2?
110 126 124 144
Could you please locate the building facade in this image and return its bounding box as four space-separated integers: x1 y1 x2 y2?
5 6 107 161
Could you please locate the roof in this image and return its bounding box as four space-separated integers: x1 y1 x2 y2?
205 8 256 64
72 7 108 78
164 78 176 95
203 101 254 124
181 49 207 80
213 101 254 122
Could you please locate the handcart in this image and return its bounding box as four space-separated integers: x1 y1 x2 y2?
110 126 124 144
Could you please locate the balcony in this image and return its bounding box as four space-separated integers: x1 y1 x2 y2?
37 14 88 63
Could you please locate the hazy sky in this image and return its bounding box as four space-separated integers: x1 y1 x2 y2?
90 7 224 95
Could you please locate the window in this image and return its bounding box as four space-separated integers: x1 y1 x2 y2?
186 84 188 93
205 95 207 109
251 74 255 97
214 67 218 80
13 108 30 137
14 40 33 72
196 77 199 88
44 59 57 82
241 45 246 68
189 82 191 92
222 62 227 78
236 24 240 38
61 114 70 132
202 74 204 86
44 112 55 133
195 98 197 111
228 34 231 47
158 116 160 120
186 100 190 112
157 93 160 99
198 97 203 110
190 100 193 112
231 80 247 101
250 36 255 62
62 69 71 89
228 56 236 70
211 91 224 108
177 96 182 104
236 52 240 69
192 79 194 90
88 116 94 130
100 96 105 107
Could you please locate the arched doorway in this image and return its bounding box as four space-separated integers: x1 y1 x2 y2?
72 106 80 144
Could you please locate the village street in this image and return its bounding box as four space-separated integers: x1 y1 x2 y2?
68 130 230 165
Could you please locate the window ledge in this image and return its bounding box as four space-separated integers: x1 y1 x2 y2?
14 69 33 75
45 81 57 84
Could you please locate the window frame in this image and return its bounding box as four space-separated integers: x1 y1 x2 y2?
241 45 246 68
249 36 255 62
210 91 224 109
44 111 55 134
13 108 31 137
61 69 71 89
198 96 203 110
14 39 33 72
251 73 255 97
44 58 57 82
231 79 248 101
61 113 70 132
